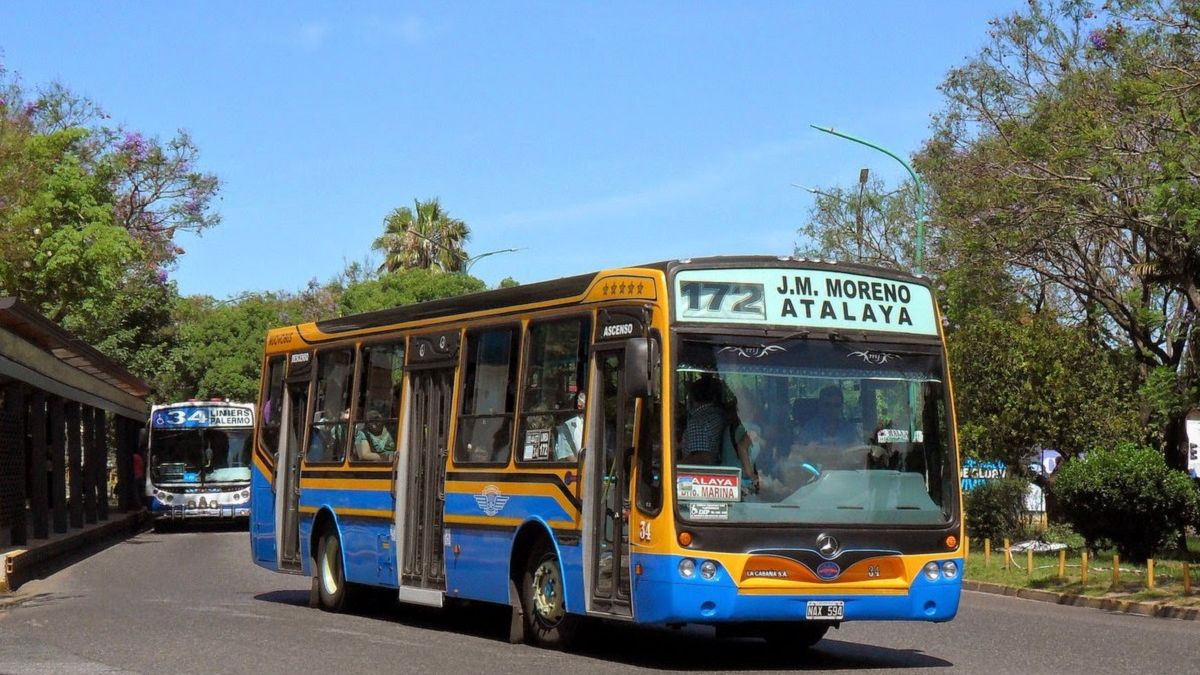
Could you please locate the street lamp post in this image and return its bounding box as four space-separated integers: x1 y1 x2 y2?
400 228 523 274
856 167 869 264
811 124 928 274
463 247 523 274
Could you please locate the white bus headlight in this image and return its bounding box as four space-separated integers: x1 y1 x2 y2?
678 558 696 578
923 561 941 581
941 560 959 580
700 560 718 580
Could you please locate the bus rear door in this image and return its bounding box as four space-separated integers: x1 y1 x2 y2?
395 332 457 605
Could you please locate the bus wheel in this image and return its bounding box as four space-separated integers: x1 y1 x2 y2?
316 530 349 612
764 622 829 650
521 540 578 649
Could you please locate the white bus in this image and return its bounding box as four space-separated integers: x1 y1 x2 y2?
144 400 255 522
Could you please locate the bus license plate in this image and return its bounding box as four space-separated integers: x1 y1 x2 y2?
805 601 844 620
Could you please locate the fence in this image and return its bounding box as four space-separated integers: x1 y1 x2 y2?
963 535 1195 595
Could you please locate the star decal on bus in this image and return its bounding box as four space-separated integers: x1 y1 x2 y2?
474 485 510 517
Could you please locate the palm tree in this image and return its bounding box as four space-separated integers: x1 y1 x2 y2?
372 198 471 273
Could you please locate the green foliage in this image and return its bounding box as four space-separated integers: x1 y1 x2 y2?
948 310 1139 465
965 478 1031 542
498 276 520 289
1 67 219 397
1052 444 1200 562
914 0 1200 458
339 268 485 315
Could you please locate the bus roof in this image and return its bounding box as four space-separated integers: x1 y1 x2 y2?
275 256 927 341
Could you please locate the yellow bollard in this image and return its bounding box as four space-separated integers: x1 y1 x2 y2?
1112 554 1120 586
985 539 992 568
1058 549 1066 579
1003 539 1011 570
1081 551 1089 585
964 535 970 561
1027 548 1034 577
1147 559 1155 591
1185 564 1192 595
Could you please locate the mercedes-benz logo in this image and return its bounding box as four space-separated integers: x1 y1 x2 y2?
816 533 840 559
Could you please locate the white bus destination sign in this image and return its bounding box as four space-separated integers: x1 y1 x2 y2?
674 268 939 336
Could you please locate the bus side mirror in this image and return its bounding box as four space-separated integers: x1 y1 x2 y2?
624 338 657 398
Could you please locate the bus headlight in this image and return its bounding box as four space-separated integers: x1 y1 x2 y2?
941 560 959 580
923 561 941 581
678 558 696 578
700 560 718 580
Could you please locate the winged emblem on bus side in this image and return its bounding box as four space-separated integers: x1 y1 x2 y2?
849 350 902 365
717 344 786 359
474 485 510 517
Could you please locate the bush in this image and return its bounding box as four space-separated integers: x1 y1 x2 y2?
1051 444 1200 562
965 478 1030 542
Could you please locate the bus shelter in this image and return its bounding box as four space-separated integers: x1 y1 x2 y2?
0 297 149 553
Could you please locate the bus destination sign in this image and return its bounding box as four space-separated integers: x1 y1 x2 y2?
674 268 938 336
152 406 254 429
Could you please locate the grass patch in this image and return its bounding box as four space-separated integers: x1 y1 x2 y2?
964 546 1200 603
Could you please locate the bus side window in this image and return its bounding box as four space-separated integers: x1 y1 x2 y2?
308 348 354 464
260 356 285 458
351 341 404 463
636 335 663 514
518 316 590 463
456 326 520 465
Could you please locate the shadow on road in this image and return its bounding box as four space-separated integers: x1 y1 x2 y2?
252 589 952 670
150 521 249 534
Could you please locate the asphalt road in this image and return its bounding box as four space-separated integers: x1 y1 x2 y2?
1 528 1197 674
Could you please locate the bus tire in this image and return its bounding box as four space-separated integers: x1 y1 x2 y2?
764 622 829 649
316 530 350 612
520 539 578 649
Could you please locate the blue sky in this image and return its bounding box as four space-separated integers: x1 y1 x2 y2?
2 1 1018 299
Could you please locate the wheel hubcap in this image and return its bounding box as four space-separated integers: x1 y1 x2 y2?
321 540 340 595
531 558 564 625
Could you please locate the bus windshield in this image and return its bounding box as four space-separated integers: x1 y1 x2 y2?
673 337 954 526
149 428 252 484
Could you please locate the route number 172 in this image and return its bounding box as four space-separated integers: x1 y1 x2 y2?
678 281 766 320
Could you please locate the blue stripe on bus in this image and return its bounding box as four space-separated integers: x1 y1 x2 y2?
631 553 962 624
298 487 394 513
444 521 584 612
443 492 573 522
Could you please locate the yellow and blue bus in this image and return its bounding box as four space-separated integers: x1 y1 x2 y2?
249 256 962 648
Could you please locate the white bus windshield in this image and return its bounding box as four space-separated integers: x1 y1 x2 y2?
149 428 252 485
673 338 955 526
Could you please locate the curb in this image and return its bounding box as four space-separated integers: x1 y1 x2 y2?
1 510 150 594
964 580 1200 621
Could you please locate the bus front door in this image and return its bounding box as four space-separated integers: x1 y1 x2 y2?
589 349 634 615
278 381 308 570
397 366 453 603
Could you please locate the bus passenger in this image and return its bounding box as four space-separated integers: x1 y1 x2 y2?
554 392 585 461
680 375 725 464
354 410 395 461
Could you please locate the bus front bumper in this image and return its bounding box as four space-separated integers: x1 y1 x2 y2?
631 553 961 624
148 499 250 520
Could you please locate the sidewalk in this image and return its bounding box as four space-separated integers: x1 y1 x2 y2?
964 579 1200 621
1 507 149 594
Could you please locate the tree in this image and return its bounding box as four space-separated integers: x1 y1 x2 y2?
372 198 471 273
339 268 485 315
796 178 932 272
915 0 1200 463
